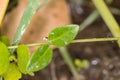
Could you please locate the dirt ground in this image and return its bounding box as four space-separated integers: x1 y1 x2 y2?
1 0 120 80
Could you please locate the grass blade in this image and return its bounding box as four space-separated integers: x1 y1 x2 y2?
11 0 49 53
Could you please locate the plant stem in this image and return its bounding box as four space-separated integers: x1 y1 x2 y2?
105 0 113 4
70 0 85 5
80 10 99 31
59 47 83 80
71 37 119 43
110 7 120 16
79 0 112 30
8 42 48 49
0 0 9 25
7 37 120 49
80 7 120 31
92 0 120 47
0 76 2 80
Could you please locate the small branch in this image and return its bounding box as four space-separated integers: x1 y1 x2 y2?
71 37 119 43
110 7 120 16
80 10 99 31
79 0 113 31
8 42 48 49
7 37 120 49
0 76 2 80
59 47 83 80
80 7 120 31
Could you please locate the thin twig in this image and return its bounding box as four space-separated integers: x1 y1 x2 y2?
0 76 2 80
71 37 119 43
59 47 85 80
80 7 120 31
59 47 80 80
80 10 99 31
7 37 120 49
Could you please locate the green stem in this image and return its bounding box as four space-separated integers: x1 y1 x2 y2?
59 47 82 80
80 7 120 31
0 76 2 80
110 7 120 16
71 37 119 43
92 0 120 47
80 10 99 31
79 0 112 30
105 0 113 4
8 42 48 49
7 37 120 49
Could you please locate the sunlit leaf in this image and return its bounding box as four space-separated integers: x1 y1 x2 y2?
0 36 10 46
3 63 22 80
17 45 30 74
48 25 79 46
27 44 53 72
0 42 10 75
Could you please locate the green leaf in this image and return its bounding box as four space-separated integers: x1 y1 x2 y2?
17 45 30 74
3 63 22 80
48 25 79 46
27 44 53 72
0 36 10 46
0 42 10 75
